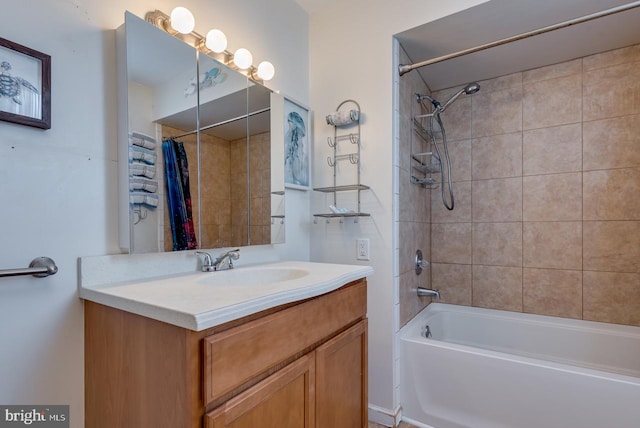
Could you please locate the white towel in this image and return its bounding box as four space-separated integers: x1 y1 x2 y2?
129 177 158 193
129 131 157 150
326 109 359 126
130 192 159 208
129 146 157 165
130 161 156 179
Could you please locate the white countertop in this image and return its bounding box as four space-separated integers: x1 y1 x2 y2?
79 261 373 331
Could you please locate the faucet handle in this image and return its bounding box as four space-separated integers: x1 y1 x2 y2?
228 249 240 260
195 251 215 272
220 249 240 269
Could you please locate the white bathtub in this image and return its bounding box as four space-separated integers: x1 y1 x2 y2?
400 303 640 428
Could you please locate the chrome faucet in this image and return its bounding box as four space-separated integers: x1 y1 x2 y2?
195 249 240 272
417 287 440 300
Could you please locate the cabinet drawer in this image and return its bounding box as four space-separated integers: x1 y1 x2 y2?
203 279 366 406
205 353 315 428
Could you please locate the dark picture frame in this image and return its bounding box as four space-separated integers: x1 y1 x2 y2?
0 37 51 129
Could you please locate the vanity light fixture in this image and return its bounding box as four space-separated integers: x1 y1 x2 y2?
169 7 196 34
205 29 227 53
145 8 275 82
233 48 253 70
256 61 276 81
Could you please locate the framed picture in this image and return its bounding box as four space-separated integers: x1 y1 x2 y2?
283 97 310 190
0 37 51 129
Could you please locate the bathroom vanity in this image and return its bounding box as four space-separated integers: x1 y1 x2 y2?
81 261 370 428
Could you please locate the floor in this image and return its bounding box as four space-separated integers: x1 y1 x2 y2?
368 422 418 428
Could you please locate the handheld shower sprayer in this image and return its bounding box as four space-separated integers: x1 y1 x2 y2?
440 82 480 112
416 82 479 112
464 82 481 94
414 82 480 211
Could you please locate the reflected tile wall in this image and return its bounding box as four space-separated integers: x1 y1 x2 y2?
425 44 640 326
160 127 271 250
248 132 272 245
200 132 233 249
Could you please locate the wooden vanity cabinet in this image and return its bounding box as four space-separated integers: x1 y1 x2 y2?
205 320 367 428
85 278 367 428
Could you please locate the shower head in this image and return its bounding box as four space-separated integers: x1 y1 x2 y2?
440 82 480 112
464 82 480 94
416 82 480 113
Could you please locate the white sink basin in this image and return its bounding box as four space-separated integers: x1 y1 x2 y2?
197 266 309 286
79 261 373 331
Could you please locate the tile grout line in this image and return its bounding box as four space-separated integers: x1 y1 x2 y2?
581 57 585 321
521 76 525 313
470 91 474 308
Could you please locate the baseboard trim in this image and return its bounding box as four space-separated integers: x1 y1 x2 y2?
401 416 436 428
368 404 402 427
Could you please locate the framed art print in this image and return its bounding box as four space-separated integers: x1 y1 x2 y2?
283 97 310 190
0 37 51 129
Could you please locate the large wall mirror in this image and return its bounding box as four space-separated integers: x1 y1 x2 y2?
117 12 285 254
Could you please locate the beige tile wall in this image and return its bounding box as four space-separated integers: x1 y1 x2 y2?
425 44 640 327
398 46 432 327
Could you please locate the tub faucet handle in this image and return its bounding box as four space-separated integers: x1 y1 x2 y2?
415 249 429 275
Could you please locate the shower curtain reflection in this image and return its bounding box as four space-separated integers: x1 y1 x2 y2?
162 138 198 251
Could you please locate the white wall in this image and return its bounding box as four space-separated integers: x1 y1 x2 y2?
0 1 307 427
308 0 489 417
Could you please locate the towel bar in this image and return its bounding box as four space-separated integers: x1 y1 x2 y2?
0 257 58 278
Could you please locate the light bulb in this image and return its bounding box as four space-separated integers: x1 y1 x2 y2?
205 29 227 53
170 7 195 34
257 61 275 81
233 48 253 70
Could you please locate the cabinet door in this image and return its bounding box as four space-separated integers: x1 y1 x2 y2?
316 320 368 428
205 353 315 428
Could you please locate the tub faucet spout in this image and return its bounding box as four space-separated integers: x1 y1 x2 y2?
417 287 440 300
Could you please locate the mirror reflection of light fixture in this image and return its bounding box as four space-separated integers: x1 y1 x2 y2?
169 7 195 34
145 9 275 83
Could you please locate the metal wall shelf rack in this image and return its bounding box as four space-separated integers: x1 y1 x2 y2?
411 105 439 188
313 100 370 223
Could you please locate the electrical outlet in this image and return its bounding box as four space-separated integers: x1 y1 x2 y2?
356 238 370 261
